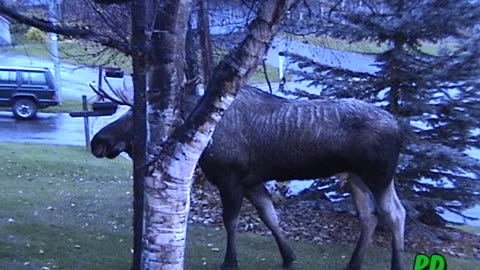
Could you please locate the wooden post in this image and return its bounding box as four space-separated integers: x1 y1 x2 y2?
82 95 90 150
69 99 117 151
98 67 103 90
278 52 286 79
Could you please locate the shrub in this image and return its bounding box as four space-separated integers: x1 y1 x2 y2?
25 27 47 43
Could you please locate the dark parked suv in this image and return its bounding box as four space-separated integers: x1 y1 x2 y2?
0 66 60 119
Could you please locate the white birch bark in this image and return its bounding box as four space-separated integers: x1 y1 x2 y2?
142 0 297 269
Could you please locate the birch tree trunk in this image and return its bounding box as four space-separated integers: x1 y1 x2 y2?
143 0 297 269
142 0 191 269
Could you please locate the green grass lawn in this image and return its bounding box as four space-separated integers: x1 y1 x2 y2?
249 63 291 84
284 34 459 56
285 34 388 54
0 143 477 269
448 224 480 235
0 41 132 72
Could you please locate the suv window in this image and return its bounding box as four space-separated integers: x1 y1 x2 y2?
0 70 17 84
21 71 47 85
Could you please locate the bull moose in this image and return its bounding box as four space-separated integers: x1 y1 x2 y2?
91 85 406 270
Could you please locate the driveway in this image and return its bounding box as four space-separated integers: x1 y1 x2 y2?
0 107 129 147
267 38 378 74
0 53 131 100
0 111 85 146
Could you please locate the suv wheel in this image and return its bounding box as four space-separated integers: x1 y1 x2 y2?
12 98 38 120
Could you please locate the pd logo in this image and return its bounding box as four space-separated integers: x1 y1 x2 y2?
413 254 447 270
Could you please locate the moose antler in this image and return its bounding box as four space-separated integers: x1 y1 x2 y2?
88 77 133 107
90 75 202 107
103 76 134 105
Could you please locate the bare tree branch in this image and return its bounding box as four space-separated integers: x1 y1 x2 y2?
88 82 132 106
84 0 130 45
262 59 273 94
0 2 133 55
328 0 345 18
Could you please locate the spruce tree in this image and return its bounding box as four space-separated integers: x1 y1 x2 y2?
288 0 480 225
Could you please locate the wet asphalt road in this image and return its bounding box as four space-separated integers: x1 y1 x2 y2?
0 106 130 147
0 111 87 146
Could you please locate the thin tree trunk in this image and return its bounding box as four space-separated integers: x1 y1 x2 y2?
131 65 147 270
143 1 296 269
387 38 405 115
185 10 200 87
198 0 213 85
130 0 151 269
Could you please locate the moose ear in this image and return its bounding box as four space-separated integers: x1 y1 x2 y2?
93 0 131 4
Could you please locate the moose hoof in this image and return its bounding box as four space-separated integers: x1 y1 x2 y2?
282 255 296 269
282 249 297 269
218 262 238 270
343 265 361 270
390 263 406 270
282 260 294 269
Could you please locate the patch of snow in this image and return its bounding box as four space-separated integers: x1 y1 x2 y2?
285 180 315 197
440 205 480 227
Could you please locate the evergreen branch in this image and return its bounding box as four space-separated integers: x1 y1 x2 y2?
360 0 377 15
442 206 479 221
328 0 345 19
279 86 322 100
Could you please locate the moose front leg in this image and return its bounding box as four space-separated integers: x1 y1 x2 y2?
245 183 296 269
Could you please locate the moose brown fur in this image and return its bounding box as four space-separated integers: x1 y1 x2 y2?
91 86 406 270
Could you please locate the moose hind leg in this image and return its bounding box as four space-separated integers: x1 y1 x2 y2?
377 181 406 270
345 174 378 270
245 183 296 269
218 181 244 270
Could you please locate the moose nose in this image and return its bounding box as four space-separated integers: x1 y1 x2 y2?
91 135 107 158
